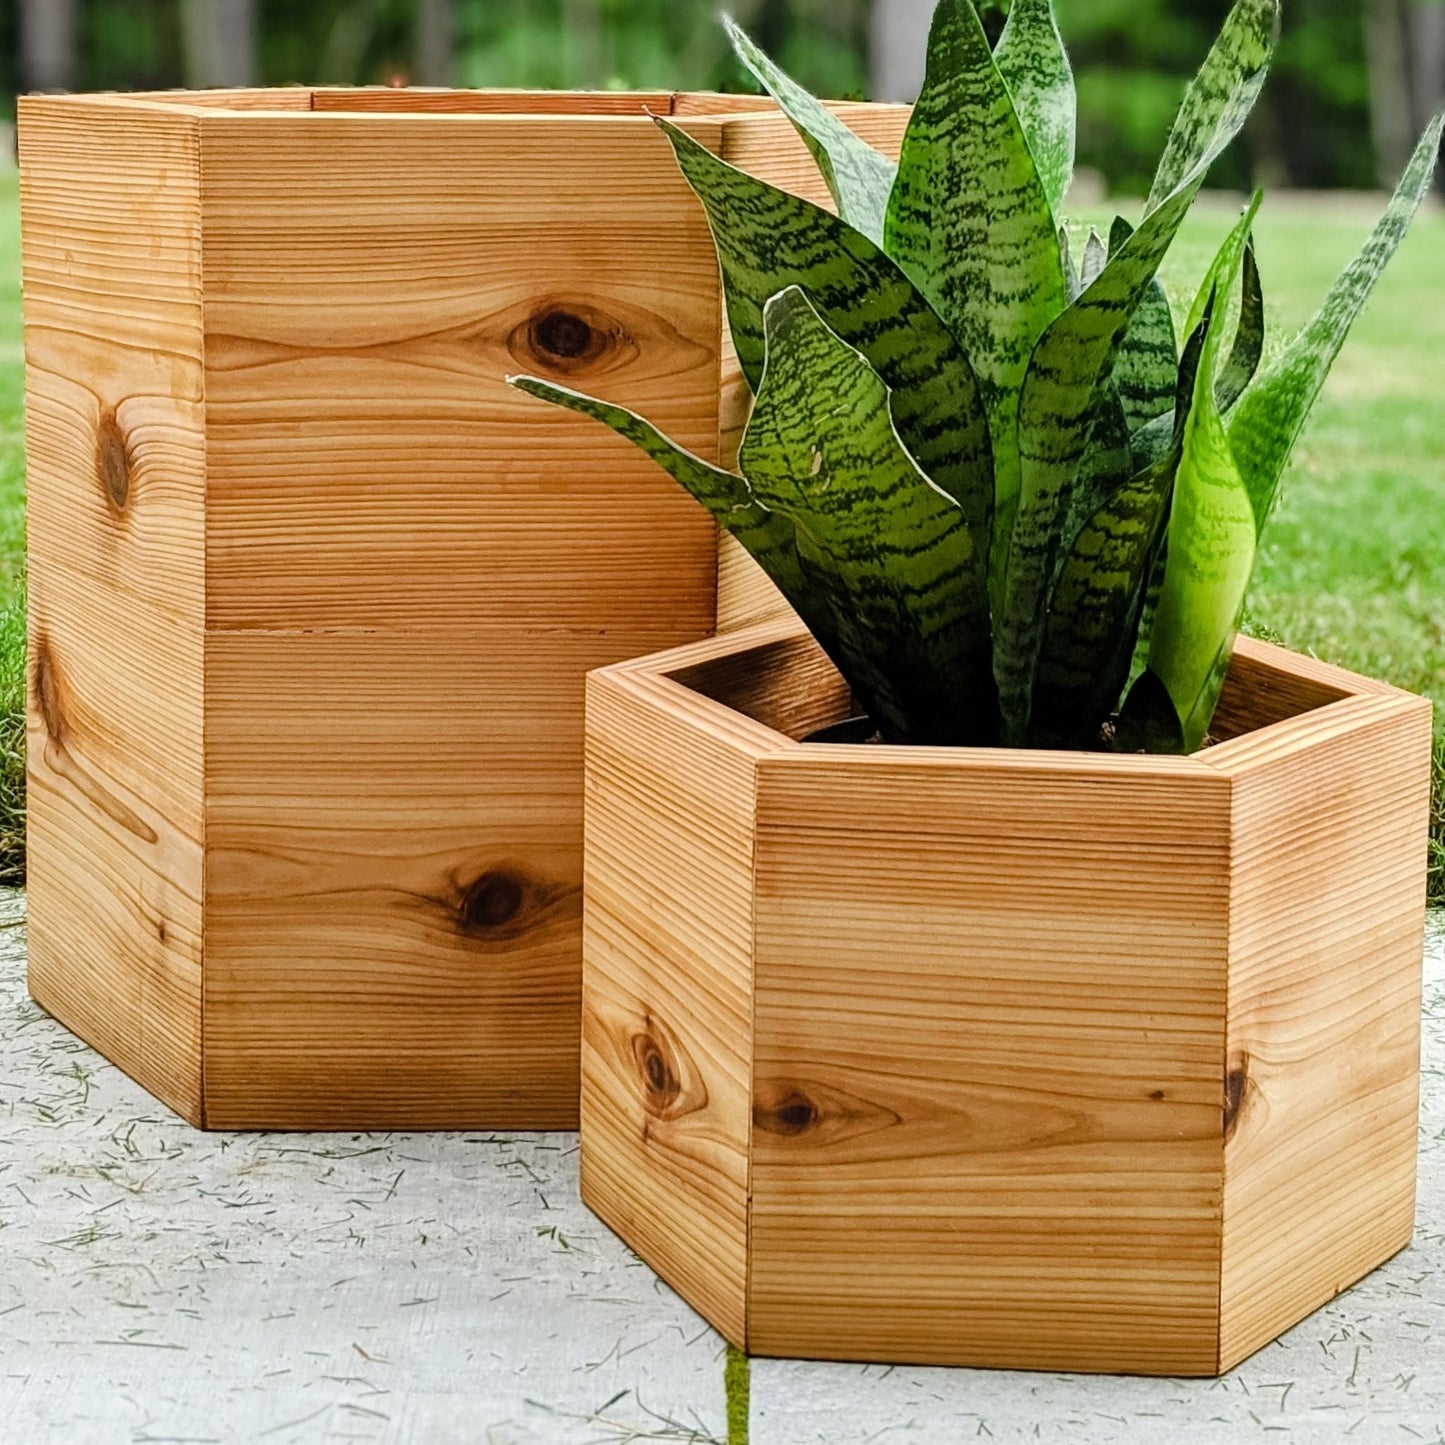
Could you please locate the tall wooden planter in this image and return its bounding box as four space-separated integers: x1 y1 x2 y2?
19 86 907 1130
582 619 1433 1374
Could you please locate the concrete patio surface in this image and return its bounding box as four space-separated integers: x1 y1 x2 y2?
1 891 1441 1445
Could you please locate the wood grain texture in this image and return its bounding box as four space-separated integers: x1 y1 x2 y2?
197 110 723 632
1206 687 1433 1371
194 105 734 1126
750 733 1232 1374
201 631 617 1128
20 96 208 1124
712 106 911 633
582 622 1433 1372
124 88 315 110
311 88 674 114
580 659 781 1346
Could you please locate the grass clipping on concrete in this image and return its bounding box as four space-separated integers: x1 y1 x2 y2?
0 588 20 886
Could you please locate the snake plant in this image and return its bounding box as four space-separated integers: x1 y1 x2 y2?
512 0 1442 752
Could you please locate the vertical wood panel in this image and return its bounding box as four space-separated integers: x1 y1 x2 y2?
196 111 729 1125
580 663 776 1344
1210 690 1432 1370
20 97 207 1123
748 746 1232 1372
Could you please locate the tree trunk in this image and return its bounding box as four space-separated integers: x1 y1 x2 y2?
416 0 456 87
19 0 78 93
869 0 935 101
562 0 605 89
1407 1 1445 133
181 0 259 90
1363 0 1414 184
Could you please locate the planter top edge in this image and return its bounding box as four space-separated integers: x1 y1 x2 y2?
594 621 1424 776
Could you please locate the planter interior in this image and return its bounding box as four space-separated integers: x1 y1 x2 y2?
581 619 1433 1374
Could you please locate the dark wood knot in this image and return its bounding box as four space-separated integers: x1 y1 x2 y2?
459 870 524 930
32 634 66 744
631 1030 681 1116
532 309 594 360
626 1012 707 1124
755 1089 819 1136
752 1077 901 1148
450 864 578 946
508 300 637 377
1224 1052 1250 1141
95 409 132 512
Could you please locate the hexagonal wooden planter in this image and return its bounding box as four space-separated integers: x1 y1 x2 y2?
581 618 1433 1374
19 85 907 1130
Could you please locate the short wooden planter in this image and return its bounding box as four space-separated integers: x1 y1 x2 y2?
19 86 906 1129
582 619 1433 1374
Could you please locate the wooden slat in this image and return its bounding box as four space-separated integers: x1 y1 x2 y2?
123 88 315 110
1207 690 1432 1370
196 110 723 632
20 96 208 1123
194 109 730 1125
203 630 708 1128
747 743 1232 1372
312 88 674 115
671 93 778 116
580 661 771 1345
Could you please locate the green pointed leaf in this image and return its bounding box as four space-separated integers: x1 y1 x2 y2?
1228 114 1444 532
1114 290 1178 441
655 116 994 563
1106 215 1133 252
1064 383 1132 546
1130 202 1258 465
1036 309 1213 749
1106 215 1179 442
994 0 1076 217
510 372 872 686
722 13 897 247
1031 450 1177 749
995 1 1275 744
1147 272 1258 751
1183 193 1263 340
1216 239 1264 413
999 200 1215 740
885 0 1068 562
1081 228 1107 287
1127 310 1215 687
1147 0 1280 211
739 287 998 746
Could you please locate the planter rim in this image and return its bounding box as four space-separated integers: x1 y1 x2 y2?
598 616 1426 776
19 88 907 124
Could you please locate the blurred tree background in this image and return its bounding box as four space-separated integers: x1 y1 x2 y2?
0 0 1440 192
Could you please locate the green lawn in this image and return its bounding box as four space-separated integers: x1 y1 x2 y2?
0 175 1438 897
